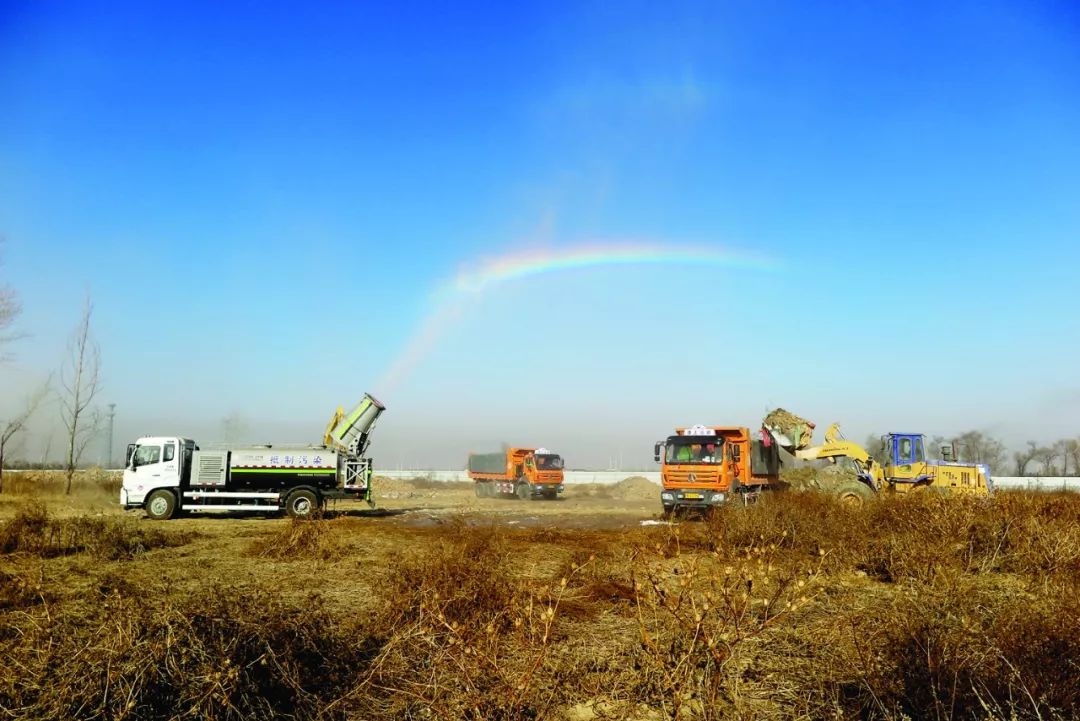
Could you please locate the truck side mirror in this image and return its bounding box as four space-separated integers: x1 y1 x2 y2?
126 444 136 467
653 442 661 463
732 445 741 461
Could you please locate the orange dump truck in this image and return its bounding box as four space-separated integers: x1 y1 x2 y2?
467 447 565 500
654 425 782 512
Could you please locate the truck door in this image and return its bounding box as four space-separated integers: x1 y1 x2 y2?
129 439 182 490
129 443 163 488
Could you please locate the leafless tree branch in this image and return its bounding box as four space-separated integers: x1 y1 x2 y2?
60 295 102 494
0 378 51 494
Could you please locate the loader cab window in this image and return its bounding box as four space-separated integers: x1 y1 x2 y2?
895 436 923 465
132 444 161 468
665 437 723 464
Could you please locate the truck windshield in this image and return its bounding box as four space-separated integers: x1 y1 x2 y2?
665 437 723 465
535 454 563 470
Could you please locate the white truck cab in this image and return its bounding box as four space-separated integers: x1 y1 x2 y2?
121 436 194 510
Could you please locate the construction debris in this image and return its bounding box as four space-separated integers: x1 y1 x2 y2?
763 408 816 450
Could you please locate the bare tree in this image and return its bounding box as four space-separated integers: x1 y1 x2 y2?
0 380 50 493
1014 441 1039 476
951 430 1007 475
1066 439 1080 477
0 243 22 360
60 297 103 494
863 433 890 465
1033 442 1065 477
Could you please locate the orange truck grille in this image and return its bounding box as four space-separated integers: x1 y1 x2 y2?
663 468 723 488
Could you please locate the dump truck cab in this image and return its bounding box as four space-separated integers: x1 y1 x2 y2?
468 447 565 500
655 425 780 512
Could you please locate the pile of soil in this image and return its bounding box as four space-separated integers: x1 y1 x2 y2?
609 476 661 501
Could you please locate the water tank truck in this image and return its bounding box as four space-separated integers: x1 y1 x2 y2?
120 394 386 519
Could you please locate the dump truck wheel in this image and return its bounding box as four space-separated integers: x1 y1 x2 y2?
145 489 177 520
515 482 531 500
474 483 484 498
286 489 320 518
834 481 874 508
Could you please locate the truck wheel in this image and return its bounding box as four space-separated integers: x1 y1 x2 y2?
145 489 177 521
286 489 320 518
834 481 874 508
515 482 531 501
475 483 484 498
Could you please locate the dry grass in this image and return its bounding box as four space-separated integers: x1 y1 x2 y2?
0 468 120 498
0 502 192 559
247 514 344 561
1 489 1078 720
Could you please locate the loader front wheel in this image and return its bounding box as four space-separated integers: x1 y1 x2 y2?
834 481 874 508
145 490 177 521
286 489 320 519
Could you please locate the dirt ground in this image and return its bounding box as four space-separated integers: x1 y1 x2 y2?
3 471 1079 720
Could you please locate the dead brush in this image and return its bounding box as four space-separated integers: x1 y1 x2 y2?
0 502 192 559
785 575 1080 720
347 524 592 720
705 491 870 568
0 584 374 720
625 532 824 720
247 513 343 561
0 468 120 498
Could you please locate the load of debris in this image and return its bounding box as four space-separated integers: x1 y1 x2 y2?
763 408 816 450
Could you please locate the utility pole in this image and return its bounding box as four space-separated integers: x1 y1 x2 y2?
106 403 116 469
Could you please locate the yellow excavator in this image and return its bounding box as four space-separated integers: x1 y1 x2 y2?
764 410 993 505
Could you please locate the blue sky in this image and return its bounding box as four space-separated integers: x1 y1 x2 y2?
1 1 1078 468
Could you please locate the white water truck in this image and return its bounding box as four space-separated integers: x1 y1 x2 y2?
120 394 385 519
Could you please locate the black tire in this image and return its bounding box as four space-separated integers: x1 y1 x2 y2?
515 482 531 501
285 489 320 519
475 483 484 498
834 481 874 508
145 489 177 521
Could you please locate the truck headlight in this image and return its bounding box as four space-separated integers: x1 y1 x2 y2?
661 492 674 501
710 493 726 503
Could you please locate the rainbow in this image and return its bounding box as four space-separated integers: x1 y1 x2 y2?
377 241 775 394
453 242 774 294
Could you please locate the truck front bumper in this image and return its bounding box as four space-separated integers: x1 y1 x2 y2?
533 484 564 495
661 489 727 508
